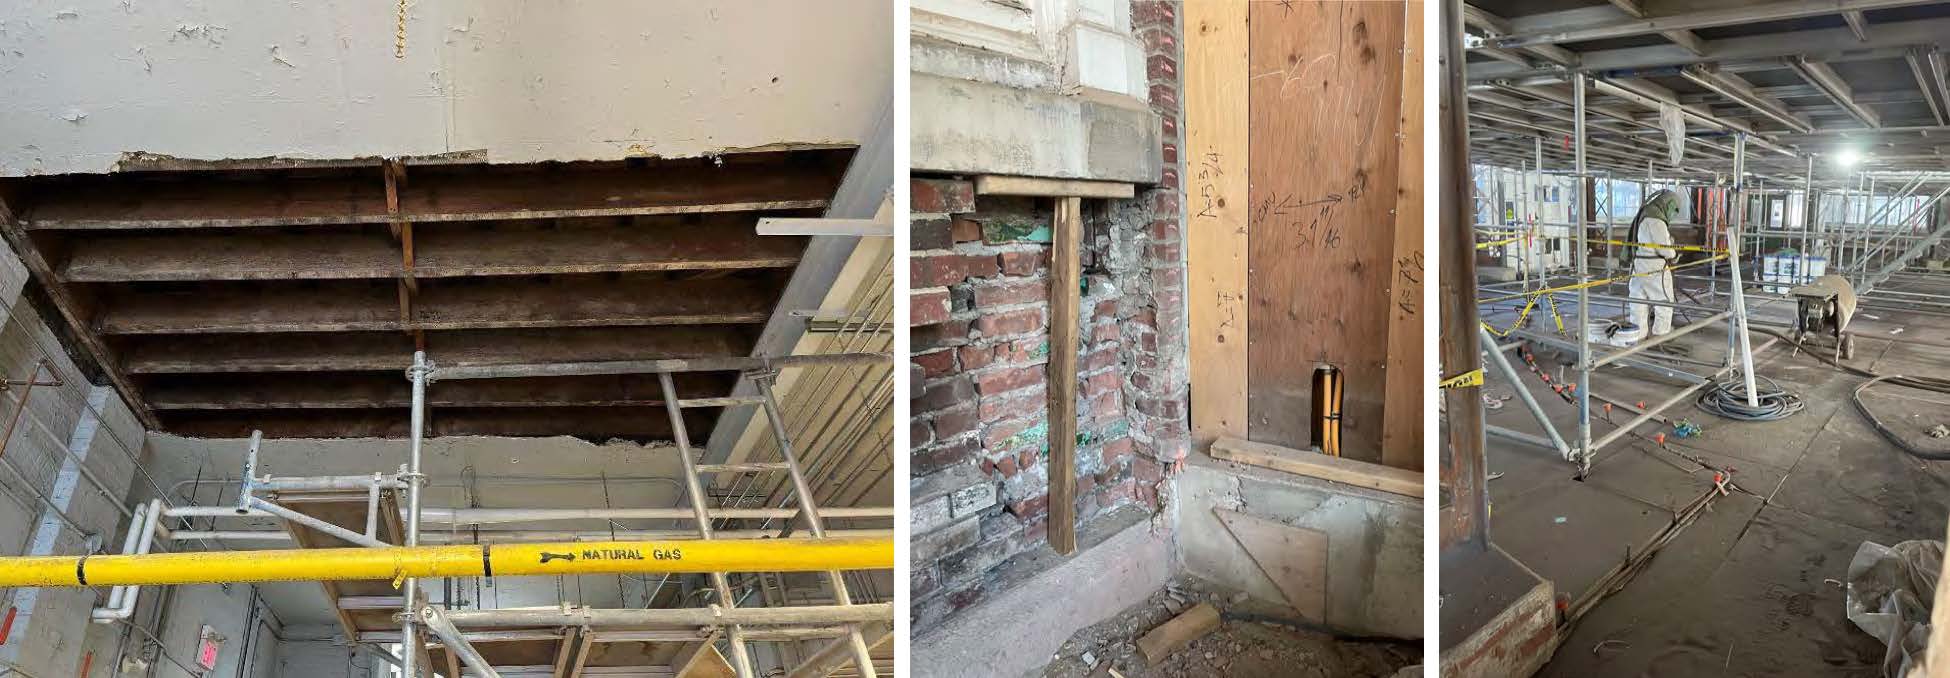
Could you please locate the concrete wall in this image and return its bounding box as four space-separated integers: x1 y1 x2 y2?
0 0 890 175
277 640 386 678
1174 455 1423 639
0 232 152 677
137 583 279 678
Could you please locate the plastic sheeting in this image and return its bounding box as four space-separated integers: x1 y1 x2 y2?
1659 102 1687 166
1846 540 1944 677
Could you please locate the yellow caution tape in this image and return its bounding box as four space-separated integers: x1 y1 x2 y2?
1439 369 1484 390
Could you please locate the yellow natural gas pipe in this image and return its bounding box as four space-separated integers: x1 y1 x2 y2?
0 537 893 588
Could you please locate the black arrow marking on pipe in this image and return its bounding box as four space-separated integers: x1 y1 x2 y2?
539 552 576 564
76 556 87 586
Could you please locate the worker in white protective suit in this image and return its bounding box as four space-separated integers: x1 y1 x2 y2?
1625 190 1681 338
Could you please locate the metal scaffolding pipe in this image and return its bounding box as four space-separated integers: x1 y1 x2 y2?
753 374 878 678
1589 310 1735 369
1574 72 1595 476
249 497 389 549
658 371 755 678
420 606 503 678
441 603 893 629
403 351 430 678
0 537 895 588
433 353 890 381
1486 425 1562 453
1479 326 1572 460
1730 134 1763 408
257 475 408 492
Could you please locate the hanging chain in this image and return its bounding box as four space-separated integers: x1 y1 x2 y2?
394 0 407 59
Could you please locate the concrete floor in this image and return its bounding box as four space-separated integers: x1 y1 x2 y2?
1472 281 1950 676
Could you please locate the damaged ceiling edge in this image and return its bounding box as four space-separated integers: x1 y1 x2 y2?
106 141 864 175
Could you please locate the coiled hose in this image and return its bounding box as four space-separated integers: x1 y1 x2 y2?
1695 374 1805 421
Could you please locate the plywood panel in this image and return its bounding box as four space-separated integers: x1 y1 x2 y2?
1246 1 1406 463
1215 508 1328 622
1184 0 1252 448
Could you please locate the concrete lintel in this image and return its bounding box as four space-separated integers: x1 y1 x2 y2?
910 72 1162 184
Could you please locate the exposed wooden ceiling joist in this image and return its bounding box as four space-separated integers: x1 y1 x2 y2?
0 148 854 440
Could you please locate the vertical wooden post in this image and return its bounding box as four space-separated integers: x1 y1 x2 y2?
1439 0 1490 551
1184 0 1251 450
1048 196 1083 555
1383 0 1426 471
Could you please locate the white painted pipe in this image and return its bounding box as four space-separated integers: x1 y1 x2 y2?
96 501 148 614
93 499 163 622
415 506 892 525
441 603 893 629
167 531 295 542
166 506 267 518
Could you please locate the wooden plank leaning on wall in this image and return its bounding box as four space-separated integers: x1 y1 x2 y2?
1384 0 1426 471
1185 0 1251 451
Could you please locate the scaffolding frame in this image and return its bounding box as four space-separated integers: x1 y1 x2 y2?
1469 53 1950 478
55 350 894 678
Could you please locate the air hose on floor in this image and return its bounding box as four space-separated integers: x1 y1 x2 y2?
1755 328 1950 461
1695 374 1805 421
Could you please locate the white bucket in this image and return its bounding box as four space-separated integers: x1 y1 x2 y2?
1586 319 1646 347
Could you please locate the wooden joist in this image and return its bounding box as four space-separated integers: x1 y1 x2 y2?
16 154 844 230
1209 437 1423 498
3 148 850 439
159 405 718 439
58 219 809 282
95 276 780 334
143 372 738 410
117 326 754 375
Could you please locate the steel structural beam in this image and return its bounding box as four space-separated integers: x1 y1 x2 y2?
1469 17 1950 81
1785 58 1882 129
1491 0 1943 48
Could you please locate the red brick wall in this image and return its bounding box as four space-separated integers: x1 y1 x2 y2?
908 0 1187 631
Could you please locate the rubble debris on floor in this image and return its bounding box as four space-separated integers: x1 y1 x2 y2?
1041 578 1414 678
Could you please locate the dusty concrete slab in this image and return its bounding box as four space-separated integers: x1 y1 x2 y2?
1467 281 1950 677
1540 507 1888 677
1488 478 1672 601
